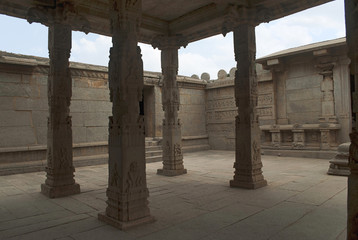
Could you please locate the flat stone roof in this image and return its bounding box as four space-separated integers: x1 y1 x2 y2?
257 37 346 62
0 0 334 44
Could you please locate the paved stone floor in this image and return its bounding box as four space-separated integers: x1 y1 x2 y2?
0 150 347 240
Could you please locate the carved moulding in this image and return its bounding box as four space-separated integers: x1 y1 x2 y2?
27 1 90 33
221 5 270 36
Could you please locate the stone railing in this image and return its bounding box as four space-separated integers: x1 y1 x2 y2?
260 123 341 151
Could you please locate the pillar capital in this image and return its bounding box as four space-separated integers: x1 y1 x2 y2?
222 6 269 36
27 1 90 33
151 35 188 51
109 0 142 34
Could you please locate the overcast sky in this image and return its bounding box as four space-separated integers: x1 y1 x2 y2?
0 0 345 79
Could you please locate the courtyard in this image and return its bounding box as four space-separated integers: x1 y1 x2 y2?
0 150 347 240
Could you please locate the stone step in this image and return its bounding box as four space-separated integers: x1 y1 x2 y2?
182 144 210 153
146 155 163 163
146 145 162 151
146 150 162 158
145 141 161 147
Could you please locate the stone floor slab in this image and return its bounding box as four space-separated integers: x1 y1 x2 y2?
0 151 348 240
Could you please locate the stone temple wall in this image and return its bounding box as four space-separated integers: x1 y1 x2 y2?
0 55 111 148
0 51 209 174
0 39 352 174
205 39 352 158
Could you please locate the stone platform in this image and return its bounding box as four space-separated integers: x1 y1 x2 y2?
0 150 347 240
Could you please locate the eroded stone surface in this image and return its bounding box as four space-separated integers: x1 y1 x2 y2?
230 21 267 189
42 22 80 198
99 0 153 229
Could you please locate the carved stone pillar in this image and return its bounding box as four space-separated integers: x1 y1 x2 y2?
98 0 154 229
41 23 80 198
152 36 187 176
345 0 358 239
316 61 337 123
230 23 267 189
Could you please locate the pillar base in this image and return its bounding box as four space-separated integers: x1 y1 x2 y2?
98 213 155 230
230 179 267 189
157 168 187 176
41 183 80 198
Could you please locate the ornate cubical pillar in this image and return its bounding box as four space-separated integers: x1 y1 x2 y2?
41 23 80 198
230 23 267 189
98 0 154 229
152 36 187 176
345 0 358 239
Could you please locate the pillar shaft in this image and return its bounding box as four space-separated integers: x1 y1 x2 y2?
98 0 154 230
41 23 80 198
230 24 267 189
345 0 358 239
157 46 186 176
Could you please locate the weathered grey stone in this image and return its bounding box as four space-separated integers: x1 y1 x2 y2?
86 127 107 142
191 74 199 79
286 75 321 90
31 111 48 127
84 113 108 127
0 126 36 147
70 100 88 113
217 69 227 80
201 72 210 81
0 111 32 127
0 97 14 110
0 72 22 83
229 67 236 78
14 98 48 111
0 83 38 98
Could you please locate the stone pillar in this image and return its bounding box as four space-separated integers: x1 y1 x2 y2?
316 62 337 123
230 23 267 189
275 70 289 125
345 0 358 239
41 23 80 198
98 0 154 229
152 36 187 176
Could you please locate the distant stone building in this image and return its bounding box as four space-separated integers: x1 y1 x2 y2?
0 38 351 174
206 38 351 159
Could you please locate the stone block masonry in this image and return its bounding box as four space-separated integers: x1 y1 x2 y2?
0 51 209 175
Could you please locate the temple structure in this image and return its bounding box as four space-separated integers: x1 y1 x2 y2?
0 0 358 238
